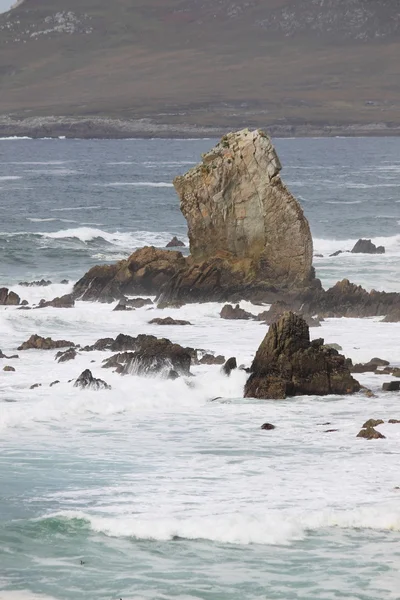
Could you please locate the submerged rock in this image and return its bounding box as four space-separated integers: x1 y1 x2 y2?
37 294 75 309
199 353 225 365
261 423 276 430
357 427 386 440
149 317 192 326
244 312 360 399
56 348 77 363
18 335 75 351
382 381 400 391
222 357 237 376
0 288 21 306
166 236 185 248
74 369 111 390
351 239 385 254
220 304 253 320
382 307 400 323
19 279 52 287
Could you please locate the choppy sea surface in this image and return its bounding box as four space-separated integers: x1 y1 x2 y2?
0 137 400 600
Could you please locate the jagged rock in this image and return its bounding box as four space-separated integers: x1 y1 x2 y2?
199 353 225 365
122 340 192 377
158 129 316 306
244 312 360 399
18 335 75 351
113 298 135 311
324 343 343 351
389 419 400 424
357 427 386 440
37 294 75 309
261 423 275 430
351 239 385 254
382 381 400 391
362 419 384 428
304 279 400 318
3 365 15 372
222 357 237 376
74 369 111 390
126 297 153 308
256 300 321 327
382 308 400 323
220 304 253 320
60 279 69 285
149 317 192 326
329 250 346 257
166 236 185 248
0 288 20 306
56 348 77 363
19 279 52 287
73 246 186 302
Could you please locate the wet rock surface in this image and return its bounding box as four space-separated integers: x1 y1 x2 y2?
166 236 185 248
351 239 385 254
56 348 77 363
149 317 192 326
74 369 111 390
357 427 386 440
37 294 75 309
244 312 360 399
0 288 21 306
18 335 76 351
220 304 253 320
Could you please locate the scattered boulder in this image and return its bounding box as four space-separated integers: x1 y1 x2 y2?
0 350 19 359
392 368 400 377
244 312 360 399
256 301 320 327
37 294 75 309
122 339 192 377
56 348 77 363
261 423 275 430
30 383 41 389
370 357 390 367
314 254 324 258
220 304 253 320
60 279 69 285
18 335 75 351
19 279 52 287
50 380 60 387
199 354 225 365
362 419 384 428
74 369 111 390
357 427 386 440
166 236 185 248
352 362 381 373
329 250 346 257
0 288 20 306
382 381 400 391
73 246 186 302
389 419 400 424
126 297 153 309
149 317 192 326
325 429 339 433
324 343 343 351
222 357 237 376
351 239 385 254
3 365 15 372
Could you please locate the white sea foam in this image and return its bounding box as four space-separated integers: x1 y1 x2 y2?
0 136 32 140
27 218 77 223
314 234 400 257
37 227 181 248
50 206 101 212
0 176 21 181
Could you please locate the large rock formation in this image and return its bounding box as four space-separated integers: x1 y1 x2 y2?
159 129 315 304
175 129 313 281
244 312 360 399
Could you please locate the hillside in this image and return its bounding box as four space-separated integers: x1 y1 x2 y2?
0 0 399 136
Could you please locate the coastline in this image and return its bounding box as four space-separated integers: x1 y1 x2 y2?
1 115 400 139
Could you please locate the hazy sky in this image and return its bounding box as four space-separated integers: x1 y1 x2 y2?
0 0 16 14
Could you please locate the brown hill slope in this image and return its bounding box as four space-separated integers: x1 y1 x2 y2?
0 0 399 135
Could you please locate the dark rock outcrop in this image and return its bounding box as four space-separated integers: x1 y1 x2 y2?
357 427 386 440
73 246 186 302
261 423 276 430
199 353 225 365
149 317 191 326
256 300 321 327
351 239 385 254
362 419 384 428
19 279 52 287
37 294 75 309
74 369 111 390
166 236 185 248
389 419 400 424
222 357 237 376
56 348 77 363
0 288 20 306
220 304 253 320
3 365 15 372
18 335 75 351
382 308 400 323
244 312 360 399
382 381 400 391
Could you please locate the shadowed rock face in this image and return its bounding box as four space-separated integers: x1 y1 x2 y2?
174 129 313 287
244 312 360 399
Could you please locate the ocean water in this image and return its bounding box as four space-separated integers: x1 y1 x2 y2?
0 137 400 600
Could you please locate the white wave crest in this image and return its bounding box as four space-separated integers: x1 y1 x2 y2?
96 181 174 188
43 504 400 546
0 176 21 181
37 227 186 248
314 234 400 257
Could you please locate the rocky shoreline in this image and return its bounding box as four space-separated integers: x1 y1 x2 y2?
1 115 400 139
